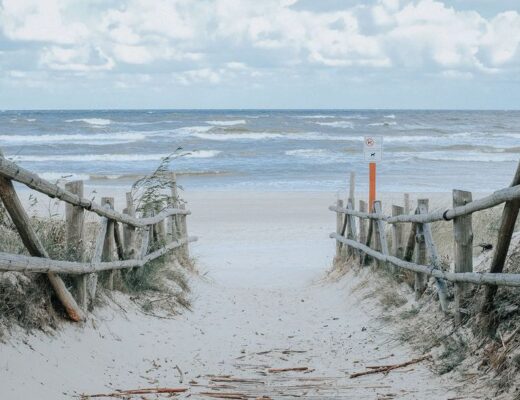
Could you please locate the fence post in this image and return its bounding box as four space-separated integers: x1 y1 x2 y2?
88 216 108 308
123 192 137 259
414 199 428 299
101 197 116 290
358 200 367 263
481 161 520 333
391 205 404 259
179 203 190 260
335 198 344 263
348 172 356 205
0 174 84 321
65 180 87 310
374 201 390 270
404 193 410 215
155 200 166 244
419 201 449 312
346 199 358 257
453 190 473 324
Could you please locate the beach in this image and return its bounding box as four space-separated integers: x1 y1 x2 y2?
0 189 471 399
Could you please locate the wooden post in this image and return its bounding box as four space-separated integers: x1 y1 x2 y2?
179 203 190 259
358 200 367 263
88 216 108 308
122 192 137 259
348 172 356 206
346 199 358 257
358 200 367 242
113 222 124 260
363 217 374 266
391 205 405 259
155 200 166 243
481 161 520 333
414 200 428 299
374 201 390 270
0 176 84 321
101 197 116 290
335 198 344 263
404 193 410 215
65 181 86 310
403 193 411 245
419 202 449 312
453 190 473 323
404 223 417 262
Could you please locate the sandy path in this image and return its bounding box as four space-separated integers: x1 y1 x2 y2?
1 191 463 399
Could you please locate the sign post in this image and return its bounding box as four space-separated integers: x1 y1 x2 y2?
364 136 383 212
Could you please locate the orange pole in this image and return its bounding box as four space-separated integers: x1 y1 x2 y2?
369 162 376 212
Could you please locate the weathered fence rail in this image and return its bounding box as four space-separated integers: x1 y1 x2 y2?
330 161 520 325
0 152 197 322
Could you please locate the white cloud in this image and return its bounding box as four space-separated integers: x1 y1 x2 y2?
40 46 114 72
0 0 88 44
0 0 519 86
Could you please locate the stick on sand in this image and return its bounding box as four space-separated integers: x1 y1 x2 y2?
350 355 431 379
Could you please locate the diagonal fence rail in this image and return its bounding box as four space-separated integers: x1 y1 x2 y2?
330 161 520 324
0 152 197 322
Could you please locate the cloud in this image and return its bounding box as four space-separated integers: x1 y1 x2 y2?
0 0 519 89
39 45 114 71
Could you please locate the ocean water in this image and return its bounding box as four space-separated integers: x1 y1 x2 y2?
0 109 519 193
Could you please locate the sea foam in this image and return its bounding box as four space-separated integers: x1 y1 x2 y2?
205 119 246 126
66 118 112 125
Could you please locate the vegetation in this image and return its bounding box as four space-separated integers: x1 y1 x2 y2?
0 154 195 339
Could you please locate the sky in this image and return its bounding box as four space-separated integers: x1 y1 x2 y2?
0 0 519 110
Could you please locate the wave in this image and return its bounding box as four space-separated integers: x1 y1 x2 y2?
173 126 214 135
193 132 285 141
115 120 178 126
65 118 112 126
412 151 519 163
0 132 146 144
295 115 336 119
12 150 221 163
38 172 91 182
384 114 396 119
368 121 397 126
285 149 344 163
315 121 354 128
205 119 246 126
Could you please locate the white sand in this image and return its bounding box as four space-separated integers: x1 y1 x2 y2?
0 190 468 399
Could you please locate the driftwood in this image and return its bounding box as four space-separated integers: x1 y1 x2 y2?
0 154 189 227
83 387 188 398
350 354 431 378
267 367 309 373
330 233 520 287
199 393 247 399
0 175 84 321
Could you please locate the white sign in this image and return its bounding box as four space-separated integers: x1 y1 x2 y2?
364 136 383 162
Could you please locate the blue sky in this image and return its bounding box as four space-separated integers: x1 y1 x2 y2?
0 0 519 109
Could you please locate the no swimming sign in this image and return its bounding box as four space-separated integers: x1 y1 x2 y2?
364 136 383 162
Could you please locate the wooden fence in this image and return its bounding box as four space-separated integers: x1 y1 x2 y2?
330 162 520 324
0 153 197 322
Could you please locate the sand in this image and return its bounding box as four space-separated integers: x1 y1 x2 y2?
0 189 469 399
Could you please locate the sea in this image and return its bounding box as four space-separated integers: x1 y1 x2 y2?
1 109 519 193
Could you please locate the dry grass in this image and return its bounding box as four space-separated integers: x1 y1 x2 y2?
330 199 520 397
0 191 195 337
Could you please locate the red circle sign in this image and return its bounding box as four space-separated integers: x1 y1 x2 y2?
365 137 375 147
